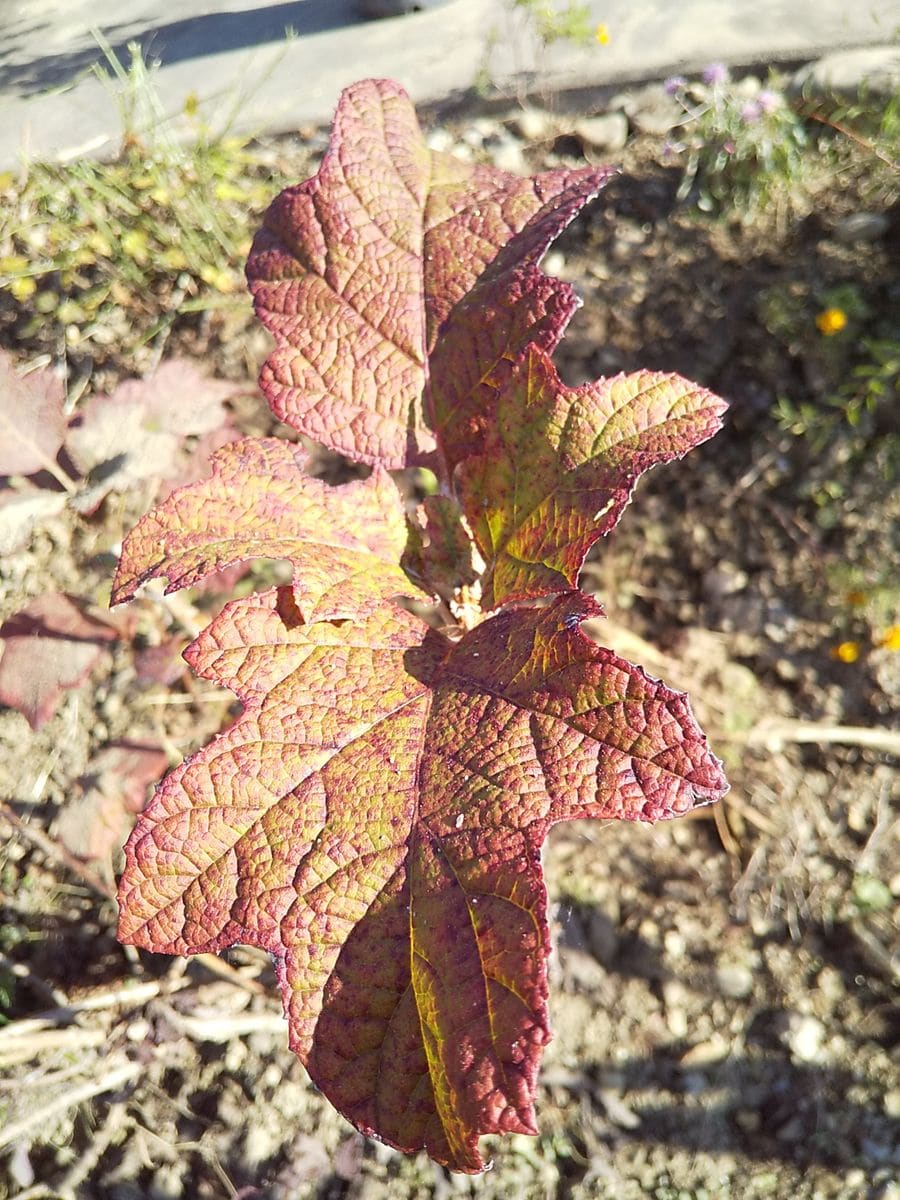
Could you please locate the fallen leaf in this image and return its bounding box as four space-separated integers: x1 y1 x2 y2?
56 741 168 861
0 594 118 729
0 352 67 477
66 359 242 509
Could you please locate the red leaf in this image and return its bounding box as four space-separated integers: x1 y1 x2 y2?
56 741 169 862
0 594 118 729
455 346 727 607
67 359 241 509
116 76 729 1174
0 352 67 477
113 438 421 621
246 79 613 468
118 590 726 1171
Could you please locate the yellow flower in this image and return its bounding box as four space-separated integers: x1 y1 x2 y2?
8 276 36 302
831 641 860 663
878 625 900 651
816 307 847 336
595 23 610 45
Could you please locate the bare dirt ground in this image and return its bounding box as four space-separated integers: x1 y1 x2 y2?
0 93 897 1199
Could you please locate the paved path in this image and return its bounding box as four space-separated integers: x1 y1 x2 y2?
0 0 896 166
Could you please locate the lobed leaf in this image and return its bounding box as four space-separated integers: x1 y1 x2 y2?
67 358 242 512
118 590 726 1172
246 78 613 469
0 352 67 478
0 594 118 729
454 346 728 608
112 438 420 621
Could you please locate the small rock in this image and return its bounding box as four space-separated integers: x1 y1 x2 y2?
776 1114 806 1143
884 1088 900 1119
716 962 754 999
833 212 890 243
511 106 551 141
490 136 526 174
426 127 454 152
541 250 566 278
559 945 608 992
681 1035 729 1065
611 83 683 136
734 1109 760 1133
781 1013 825 1063
574 112 629 153
663 979 689 1039
597 1087 641 1129
792 46 900 100
816 966 845 1003
664 929 686 959
587 905 619 965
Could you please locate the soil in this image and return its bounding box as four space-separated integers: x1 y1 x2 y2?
0 90 897 1200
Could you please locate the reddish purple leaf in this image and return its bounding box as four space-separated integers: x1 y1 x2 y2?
246 78 612 468
115 76 729 1176
56 741 169 862
118 590 726 1172
0 594 118 729
113 438 421 621
454 346 727 608
0 352 67 477
67 359 242 509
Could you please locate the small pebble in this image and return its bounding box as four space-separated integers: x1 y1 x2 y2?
833 211 889 243
541 251 566 278
716 962 754 999
426 127 454 152
884 1088 900 1118
511 106 551 141
681 1035 729 1065
597 1087 641 1129
490 137 526 174
574 112 629 153
781 1013 825 1063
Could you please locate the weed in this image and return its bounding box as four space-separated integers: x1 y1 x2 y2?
664 68 812 220
0 43 291 358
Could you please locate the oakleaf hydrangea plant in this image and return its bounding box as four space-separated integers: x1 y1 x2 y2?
115 79 728 1173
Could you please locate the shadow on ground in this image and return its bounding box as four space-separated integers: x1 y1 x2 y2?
0 0 363 96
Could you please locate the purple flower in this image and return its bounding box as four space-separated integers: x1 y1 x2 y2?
664 75 687 95
740 100 762 124
702 62 730 86
757 88 781 114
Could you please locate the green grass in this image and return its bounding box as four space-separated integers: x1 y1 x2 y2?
0 42 292 357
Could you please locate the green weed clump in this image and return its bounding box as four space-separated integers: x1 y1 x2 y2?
0 44 289 356
663 66 811 220
507 0 597 48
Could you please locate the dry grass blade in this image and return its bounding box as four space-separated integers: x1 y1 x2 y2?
746 720 900 756
0 1060 141 1152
